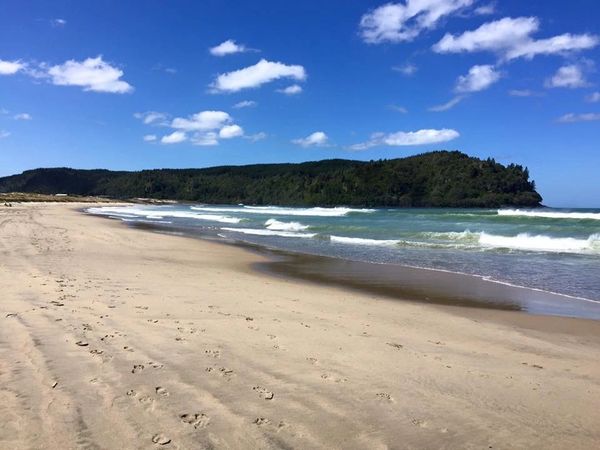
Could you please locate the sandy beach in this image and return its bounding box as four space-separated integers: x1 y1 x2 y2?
1 203 600 450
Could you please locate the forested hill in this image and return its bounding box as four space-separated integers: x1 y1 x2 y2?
0 151 542 207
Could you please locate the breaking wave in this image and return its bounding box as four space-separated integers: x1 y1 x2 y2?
498 209 600 220
192 205 375 217
265 219 309 231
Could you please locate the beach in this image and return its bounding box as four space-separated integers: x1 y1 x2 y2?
1 203 600 449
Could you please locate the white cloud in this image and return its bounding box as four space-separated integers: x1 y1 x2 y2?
350 128 459 150
557 113 600 123
14 113 32 120
134 111 168 125
509 89 536 97
545 64 588 89
586 92 600 103
52 18 67 27
455 64 500 93
292 131 329 147
0 130 10 138
148 110 245 146
389 105 408 113
392 62 417 76
211 59 306 93
0 59 25 75
359 0 474 44
191 132 219 146
161 131 187 144
209 39 248 56
433 17 598 61
219 124 244 139
171 111 231 131
246 132 267 142
47 56 133 93
428 96 464 111
474 3 496 15
143 134 157 142
233 100 257 109
277 84 303 95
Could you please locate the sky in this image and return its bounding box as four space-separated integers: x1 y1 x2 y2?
1 0 599 207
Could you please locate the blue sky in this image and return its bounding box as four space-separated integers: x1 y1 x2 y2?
1 0 599 207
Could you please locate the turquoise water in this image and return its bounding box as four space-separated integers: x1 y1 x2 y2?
88 205 600 304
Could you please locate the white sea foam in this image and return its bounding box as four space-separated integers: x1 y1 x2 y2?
479 232 600 254
221 227 317 238
265 218 309 231
191 205 375 217
330 236 400 246
87 206 241 224
498 209 600 220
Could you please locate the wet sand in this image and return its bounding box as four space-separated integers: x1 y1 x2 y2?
1 202 600 449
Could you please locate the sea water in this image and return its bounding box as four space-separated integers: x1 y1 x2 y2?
88 205 600 306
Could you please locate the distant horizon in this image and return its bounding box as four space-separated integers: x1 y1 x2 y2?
1 1 599 207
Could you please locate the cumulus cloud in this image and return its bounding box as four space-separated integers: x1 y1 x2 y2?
161 131 187 144
0 59 25 75
14 113 32 120
545 65 588 88
191 132 219 146
211 59 306 93
47 56 133 93
233 100 257 109
392 62 417 76
455 64 500 93
350 128 459 150
0 130 10 138
277 84 303 95
292 131 329 147
433 17 599 61
144 110 245 146
359 0 474 44
557 113 600 123
586 92 600 103
219 124 244 139
51 18 67 27
134 111 169 125
428 96 464 112
171 111 232 131
209 39 248 56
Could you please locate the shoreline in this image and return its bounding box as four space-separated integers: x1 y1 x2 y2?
117 217 600 321
2 202 600 449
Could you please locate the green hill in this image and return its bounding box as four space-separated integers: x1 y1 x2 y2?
0 151 542 207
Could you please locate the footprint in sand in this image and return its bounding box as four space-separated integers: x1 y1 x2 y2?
180 413 211 428
253 386 274 400
306 357 318 364
126 389 137 397
254 417 270 426
205 349 221 358
411 418 428 428
376 392 393 402
151 433 171 445
386 342 403 349
132 364 145 374
155 386 169 396
75 341 89 347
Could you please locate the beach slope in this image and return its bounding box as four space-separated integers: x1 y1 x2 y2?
1 203 599 449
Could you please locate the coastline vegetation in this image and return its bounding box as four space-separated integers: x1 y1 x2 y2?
0 151 542 207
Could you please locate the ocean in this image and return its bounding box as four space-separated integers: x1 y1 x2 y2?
87 204 600 318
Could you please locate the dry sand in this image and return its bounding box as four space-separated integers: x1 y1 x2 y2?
1 203 599 449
